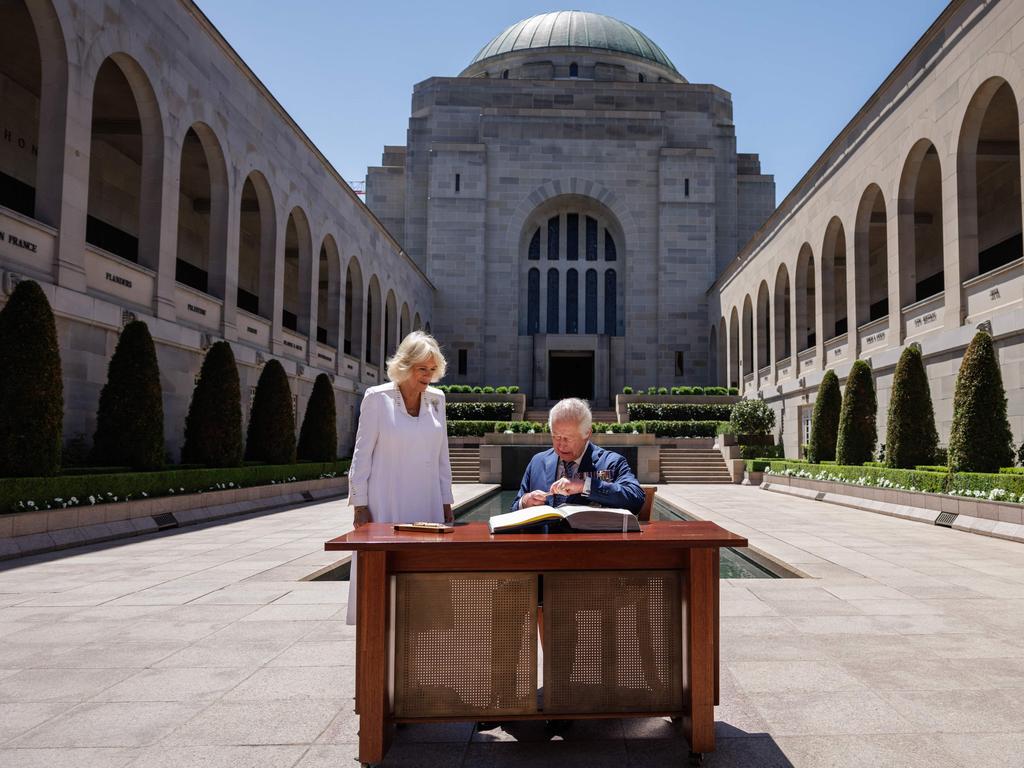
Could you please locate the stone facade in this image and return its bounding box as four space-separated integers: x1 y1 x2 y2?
0 0 434 460
712 0 1024 459
367 12 774 406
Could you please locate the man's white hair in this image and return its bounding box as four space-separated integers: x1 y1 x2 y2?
548 398 593 437
386 331 447 383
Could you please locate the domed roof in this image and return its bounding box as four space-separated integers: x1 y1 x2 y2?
469 11 678 73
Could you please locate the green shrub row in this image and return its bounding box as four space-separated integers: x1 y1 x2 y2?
768 460 948 494
999 467 1024 475
627 403 733 421
1 460 350 515
449 420 727 438
769 460 1024 501
746 459 774 472
437 385 520 394
446 402 516 420
621 386 735 396
740 444 783 460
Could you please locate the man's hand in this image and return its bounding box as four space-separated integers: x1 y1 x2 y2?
519 490 549 508
443 504 453 524
549 476 585 496
354 506 372 527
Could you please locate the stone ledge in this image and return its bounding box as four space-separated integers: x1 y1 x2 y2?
762 475 1024 544
0 477 348 561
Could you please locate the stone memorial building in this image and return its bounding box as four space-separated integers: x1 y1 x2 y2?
367 11 775 406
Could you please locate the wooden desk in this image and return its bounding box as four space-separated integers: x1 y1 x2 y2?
326 520 747 767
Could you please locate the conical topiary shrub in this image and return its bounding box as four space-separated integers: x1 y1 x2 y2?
182 341 243 468
244 359 295 465
806 370 841 464
948 330 1014 473
92 320 165 470
836 360 876 466
0 280 64 477
885 345 938 469
297 373 338 462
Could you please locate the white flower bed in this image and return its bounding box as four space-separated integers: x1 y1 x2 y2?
765 466 1023 504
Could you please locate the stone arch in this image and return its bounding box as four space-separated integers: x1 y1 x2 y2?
717 316 728 386
854 184 889 327
237 171 276 321
795 243 816 352
742 294 754 379
175 122 229 299
728 307 740 388
821 217 848 342
365 275 382 367
898 139 945 307
85 53 165 271
514 190 628 337
282 207 313 335
400 302 411 341
755 280 771 373
5 0 69 226
773 264 791 363
957 76 1022 282
317 234 341 348
384 289 398 359
344 255 364 358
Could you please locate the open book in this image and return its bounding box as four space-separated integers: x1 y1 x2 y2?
489 504 640 534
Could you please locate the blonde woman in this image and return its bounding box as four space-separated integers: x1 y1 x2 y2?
345 331 453 624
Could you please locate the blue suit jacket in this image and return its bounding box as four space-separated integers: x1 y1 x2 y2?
510 442 645 513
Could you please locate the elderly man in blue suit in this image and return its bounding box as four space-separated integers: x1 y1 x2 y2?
511 398 645 513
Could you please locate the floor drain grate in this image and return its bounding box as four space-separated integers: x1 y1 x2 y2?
934 511 958 528
152 512 179 530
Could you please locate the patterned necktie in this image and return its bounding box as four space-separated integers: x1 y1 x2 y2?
564 461 576 481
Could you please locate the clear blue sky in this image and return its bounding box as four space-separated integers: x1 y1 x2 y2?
195 0 949 202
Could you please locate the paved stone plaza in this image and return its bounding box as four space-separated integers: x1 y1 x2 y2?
1 485 1023 767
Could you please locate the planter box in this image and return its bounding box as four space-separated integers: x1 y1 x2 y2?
615 394 740 423
718 434 775 447
446 393 526 420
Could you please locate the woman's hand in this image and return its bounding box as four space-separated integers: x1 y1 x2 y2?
354 506 372 527
443 504 453 524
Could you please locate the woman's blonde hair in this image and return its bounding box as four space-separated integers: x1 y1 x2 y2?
386 331 447 383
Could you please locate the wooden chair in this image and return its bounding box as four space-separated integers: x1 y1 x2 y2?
638 486 657 522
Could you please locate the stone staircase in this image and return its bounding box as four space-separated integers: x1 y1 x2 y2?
659 447 733 484
450 446 481 483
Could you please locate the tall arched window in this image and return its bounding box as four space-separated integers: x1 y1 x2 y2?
566 269 579 334
344 257 364 357
585 269 597 333
522 202 622 337
604 270 617 335
547 268 560 333
527 268 540 334
569 62 579 78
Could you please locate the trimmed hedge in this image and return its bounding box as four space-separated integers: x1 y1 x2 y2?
768 460 947 494
999 467 1024 475
92 321 164 471
446 402 516 421
836 360 876 466
627 403 733 421
807 370 841 463
181 341 243 468
448 420 499 437
297 374 338 462
915 465 947 473
245 360 296 465
885 345 938 468
740 444 783 460
437 384 520 394
0 460 351 515
746 459 773 472
0 280 63 477
769 460 1024 501
633 420 721 437
948 331 1014 473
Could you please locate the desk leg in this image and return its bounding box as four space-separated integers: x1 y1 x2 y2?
356 550 390 765
683 548 715 754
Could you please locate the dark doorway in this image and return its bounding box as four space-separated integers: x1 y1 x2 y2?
548 351 594 401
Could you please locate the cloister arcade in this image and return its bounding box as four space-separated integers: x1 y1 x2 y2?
716 74 1024 395
0 0 430 393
